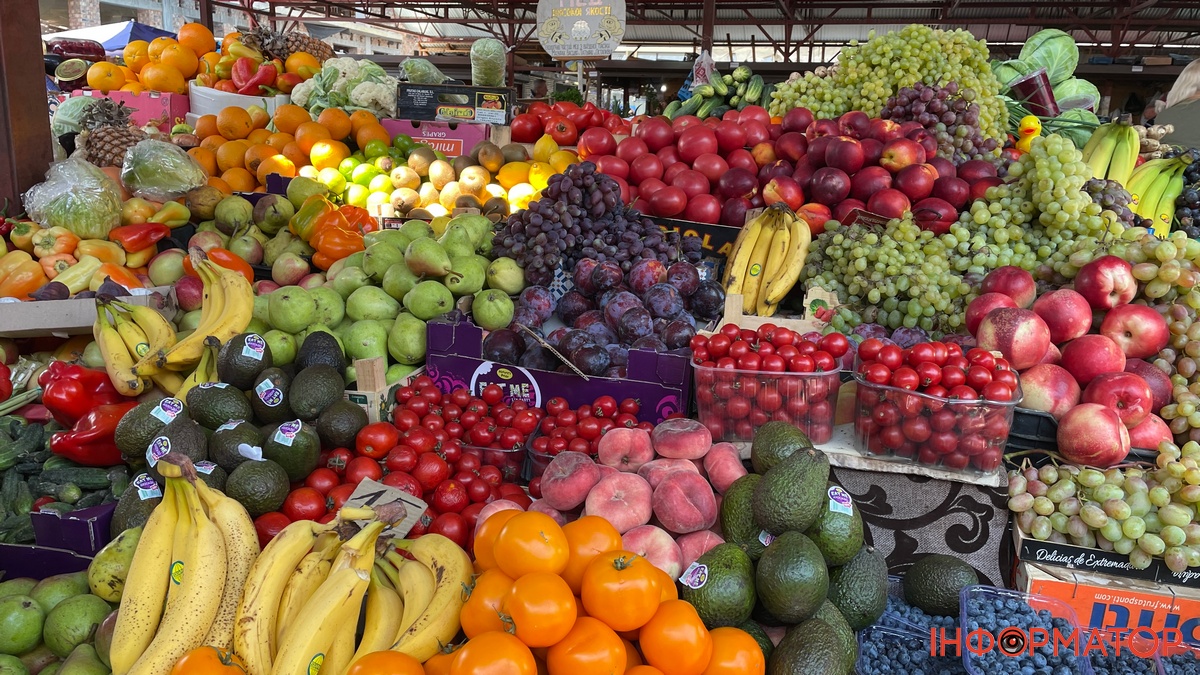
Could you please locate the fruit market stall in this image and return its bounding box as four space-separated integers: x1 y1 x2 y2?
6 14 1200 675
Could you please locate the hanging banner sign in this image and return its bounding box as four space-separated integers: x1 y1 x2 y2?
536 0 626 60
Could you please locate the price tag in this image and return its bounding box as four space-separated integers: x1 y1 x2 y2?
344 479 429 539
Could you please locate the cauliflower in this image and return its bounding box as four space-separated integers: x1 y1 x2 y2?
350 78 398 118
290 79 316 108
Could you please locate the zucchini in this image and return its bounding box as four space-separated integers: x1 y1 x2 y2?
663 100 683 119
732 65 753 83
710 72 728 97
745 75 764 104
40 467 112 490
679 94 705 116
692 84 715 98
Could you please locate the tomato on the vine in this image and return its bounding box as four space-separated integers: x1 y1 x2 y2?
412 452 451 492
451 631 536 675
170 646 247 675
430 512 469 548
502 572 577 647
253 512 291 548
381 471 422 497
324 448 353 476
461 568 515 638
482 383 504 405
638 600 713 675
430 479 470 514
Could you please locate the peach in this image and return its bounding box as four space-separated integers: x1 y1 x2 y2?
584 473 653 534
540 451 602 511
597 427 656 472
677 530 725 568
595 464 620 479
477 499 524 524
637 458 700 489
652 471 718 534
528 499 567 526
651 418 713 459
622 524 686 579
703 443 747 494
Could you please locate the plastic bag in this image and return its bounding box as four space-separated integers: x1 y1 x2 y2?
401 58 452 84
690 50 718 88
23 158 122 240
50 96 99 137
120 139 207 202
470 38 507 87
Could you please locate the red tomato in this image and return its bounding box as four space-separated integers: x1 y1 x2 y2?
412 452 451 492
404 427 438 454
578 127 617 159
482 384 504 405
545 116 579 146
382 471 423 498
283 487 327 522
859 337 885 362
478 464 503 487
817 332 851 358
326 483 356 512
877 344 904 369
356 422 399 459
547 396 569 416
393 408 420 431
409 507 435 537
890 367 920 391
430 512 469 547
431 479 471 513
324 448 353 476
966 365 993 391
466 478 492 503
511 113 544 143
344 456 383 485
253 512 291 548
385 445 418 473
304 468 340 495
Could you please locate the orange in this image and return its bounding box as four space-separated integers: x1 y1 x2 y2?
123 40 150 74
119 82 145 94
309 139 350 171
246 128 272 145
220 32 241 55
295 122 332 154
284 51 320 76
216 140 249 172
194 114 219 139
158 44 198 79
348 110 378 136
199 135 227 152
207 176 233 193
244 144 277 174
177 23 216 57
216 107 253 140
147 37 177 62
317 109 352 141
354 123 390 150
139 63 186 95
86 62 125 93
281 142 309 168
257 155 297 184
221 167 256 192
118 65 138 83
265 132 294 151
248 106 270 130
188 147 218 176
272 104 311 135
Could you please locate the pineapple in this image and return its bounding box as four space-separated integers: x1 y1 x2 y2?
242 24 334 64
78 99 146 168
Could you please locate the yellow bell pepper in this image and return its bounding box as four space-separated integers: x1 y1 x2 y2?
75 240 127 266
53 255 103 295
149 201 191 228
124 245 157 268
9 222 41 253
227 40 262 62
0 259 48 299
30 226 81 259
0 250 33 285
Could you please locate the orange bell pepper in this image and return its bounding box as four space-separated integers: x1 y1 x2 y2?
182 247 254 283
89 263 143 292
310 228 363 270
340 205 379 234
9 222 41 253
214 79 238 93
40 253 77 279
0 259 48 299
0 250 33 284
30 226 81 258
290 195 337 241
75 240 127 266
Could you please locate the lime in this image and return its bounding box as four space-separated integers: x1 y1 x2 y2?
351 163 382 187
368 174 393 193
407 143 433 158
298 165 320 180
317 167 347 194
351 151 366 163
363 139 390 159
366 190 391 209
392 134 415 154
344 184 370 208
338 157 361 177
433 149 448 161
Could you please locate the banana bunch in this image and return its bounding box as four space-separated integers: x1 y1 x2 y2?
109 454 258 675
94 300 182 397
723 203 813 317
372 534 472 665
1127 154 1193 236
1082 122 1141 188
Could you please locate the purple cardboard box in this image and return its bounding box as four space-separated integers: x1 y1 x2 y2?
31 502 115 557
425 317 691 423
0 544 92 579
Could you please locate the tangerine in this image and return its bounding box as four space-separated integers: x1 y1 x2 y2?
199 135 227 153
86 63 125 93
348 110 379 136
281 142 309 168
246 128 272 145
158 43 198 79
119 82 145 94
309 139 351 171
123 40 150 74
216 107 253 140
221 167 256 192
272 104 311 135
207 176 233 194
354 123 390 150
177 23 216 57
187 147 218 176
216 140 249 172
194 114 219 139
139 63 186 95
147 37 177 62
244 144 277 174
257 155 297 184
317 108 352 140
266 132 294 151
284 51 320 76
295 122 332 154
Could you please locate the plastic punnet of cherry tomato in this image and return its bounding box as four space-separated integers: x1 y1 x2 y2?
688 323 850 444
852 338 1023 474
528 394 652 463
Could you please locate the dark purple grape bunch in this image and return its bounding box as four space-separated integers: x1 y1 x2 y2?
881 81 998 163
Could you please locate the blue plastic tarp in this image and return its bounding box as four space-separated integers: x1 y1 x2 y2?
44 21 176 53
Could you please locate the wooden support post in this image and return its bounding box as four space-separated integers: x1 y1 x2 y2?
0 2 53 207
198 0 214 31
701 0 716 53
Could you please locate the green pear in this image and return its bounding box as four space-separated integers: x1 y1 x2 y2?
252 294 271 325
386 363 420 385
362 241 405 282
446 257 485 297
398 219 434 241
346 286 401 322
310 286 346 326
438 224 475 260
344 320 389 361
284 237 315 258
331 267 371 299
486 257 526 294
285 176 330 210
88 528 141 603
58 644 107 675
388 313 427 365
263 330 297 365
262 230 296 267
214 196 254 235
473 289 515 331
268 287 316 334
252 194 295 236
448 213 492 249
404 237 453 277
30 572 89 614
363 229 411 249
0 579 36 600
381 263 420 302
245 317 270 335
403 280 455 321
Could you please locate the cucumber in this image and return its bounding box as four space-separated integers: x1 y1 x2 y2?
710 72 729 97
692 84 715 98
697 98 722 119
663 100 683 119
736 83 747 97
11 481 32 515
76 491 106 508
40 455 76 472
732 65 753 83
39 467 112 490
57 483 82 505
108 466 130 499
0 424 42 468
729 95 741 107
13 462 42 475
745 75 764 103
722 74 734 85
1 470 18 507
35 501 73 516
710 105 732 118
679 94 705 116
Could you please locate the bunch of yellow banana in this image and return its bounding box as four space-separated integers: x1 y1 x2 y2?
372 534 472 665
130 249 253 379
94 300 182 397
1126 154 1192 237
722 203 813 317
109 454 258 675
174 337 220 403
1082 122 1141 187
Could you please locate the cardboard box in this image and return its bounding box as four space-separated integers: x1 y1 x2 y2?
0 544 94 580
0 287 177 338
1014 526 1200 589
1015 561 1200 645
73 89 189 132
186 82 291 118
380 119 491 158
425 316 692 424
343 357 423 423
30 502 116 557
396 83 514 125
1143 56 1174 66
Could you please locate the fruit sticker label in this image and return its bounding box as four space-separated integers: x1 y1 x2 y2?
243 334 267 361
150 398 184 424
274 420 302 447
170 560 184 585
307 654 324 675
198 382 228 389
827 486 854 516
679 562 708 589
256 379 283 407
237 444 264 461
195 460 218 475
217 419 244 432
146 436 171 467
133 473 161 500
758 530 775 547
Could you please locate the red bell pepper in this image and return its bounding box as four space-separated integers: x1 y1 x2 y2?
214 79 238 93
39 362 130 426
49 401 138 466
108 222 170 253
0 362 11 403
232 57 278 96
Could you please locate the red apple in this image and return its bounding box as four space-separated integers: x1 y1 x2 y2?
968 177 1004 202
927 156 955 179
1057 403 1131 468
868 118 904 143
1082 371 1154 428
1074 255 1137 310
866 189 911 219
893 164 939 201
981 266 1037 308
809 167 851 207
977 307 1051 370
1019 363 1081 420
751 142 777 167
911 197 958 235
774 132 808 163
763 176 805 210
825 136 865 174
965 292 1018 336
860 138 884 166
879 138 926 173
850 166 892 202
1031 289 1092 343
958 159 998 183
1124 358 1173 413
931 176 970 210
1040 343 1062 365
832 199 867 222
805 118 840 140
797 203 832 236
1099 303 1170 359
1060 334 1127 386
837 110 871 139
781 107 814 134
1128 414 1173 449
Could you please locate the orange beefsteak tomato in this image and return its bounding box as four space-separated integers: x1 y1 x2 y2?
580 550 661 632
639 600 714 675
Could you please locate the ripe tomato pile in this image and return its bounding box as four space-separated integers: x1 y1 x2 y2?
689 323 850 443
530 395 652 456
853 338 1022 473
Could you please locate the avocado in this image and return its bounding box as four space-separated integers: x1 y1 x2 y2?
110 473 162 538
902 553 979 617
146 417 208 484
225 459 290 517
316 400 368 450
114 398 186 465
678 543 755 629
754 531 827 624
750 421 812 474
186 383 253 430
288 365 346 421
804 482 864 566
208 420 264 472
768 619 850 675
216 333 274 390
752 447 830 535
260 420 321 482
250 368 294 425
812 600 857 673
826 545 888 630
295 331 347 372
720 474 767 561
193 460 228 492
738 621 775 662
751 599 786 627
